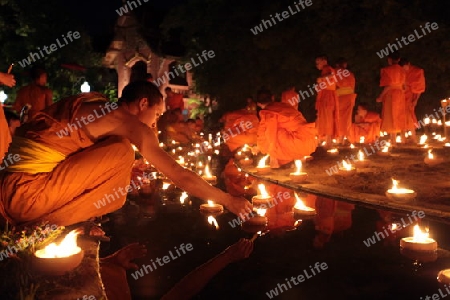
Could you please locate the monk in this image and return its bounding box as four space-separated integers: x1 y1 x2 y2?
400 58 425 143
376 52 406 144
335 58 356 143
281 86 299 108
13 66 52 119
0 72 16 161
220 106 259 152
256 89 317 168
347 103 381 144
164 87 184 112
0 81 252 227
315 55 339 147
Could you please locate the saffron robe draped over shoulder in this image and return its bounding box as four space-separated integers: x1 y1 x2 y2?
0 107 11 161
404 65 425 130
257 102 317 164
221 109 259 152
348 111 381 144
0 92 134 226
379 65 406 133
336 68 356 138
315 66 339 137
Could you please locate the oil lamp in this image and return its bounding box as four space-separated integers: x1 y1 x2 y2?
246 208 268 226
354 150 368 167
200 200 224 213
202 165 217 185
293 193 316 217
386 179 416 202
338 160 356 176
252 184 274 208
400 224 437 252
256 155 270 174
289 160 308 183
424 149 444 166
327 148 339 156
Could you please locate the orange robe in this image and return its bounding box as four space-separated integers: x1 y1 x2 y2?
379 65 406 133
336 68 356 138
222 159 255 197
404 65 425 130
13 83 52 118
0 106 11 161
221 109 259 152
348 111 381 143
0 93 134 226
315 66 339 137
165 93 184 111
257 102 316 164
281 89 299 107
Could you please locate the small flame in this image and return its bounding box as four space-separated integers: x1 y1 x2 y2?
257 155 269 168
256 208 267 217
198 161 203 168
294 193 314 211
204 165 213 177
328 148 338 153
350 144 355 149
428 150 434 159
438 120 443 126
208 216 219 229
332 139 337 144
180 192 188 204
424 117 430 125
419 134 427 145
207 200 214 206
294 160 302 174
35 230 81 258
358 150 364 161
359 136 365 143
432 118 437 124
391 179 399 191
214 150 220 155
412 224 430 243
159 143 164 147
131 144 139 151
396 135 402 143
162 182 171 190
342 160 352 171
242 144 250 152
257 184 269 197
237 151 242 156
391 223 399 231
381 146 389 153
171 140 176 144
177 156 185 165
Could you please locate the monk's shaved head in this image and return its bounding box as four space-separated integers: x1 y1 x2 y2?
119 81 163 107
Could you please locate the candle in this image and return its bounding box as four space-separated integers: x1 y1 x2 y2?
395 135 402 144
293 193 316 216
327 148 339 156
33 230 84 275
350 144 355 149
256 155 270 174
424 149 443 166
202 165 217 185
438 269 450 284
359 136 365 144
354 150 369 167
400 224 437 252
289 160 308 183
419 134 427 145
179 192 188 204
200 200 224 213
385 179 416 202
176 156 185 166
378 143 390 156
252 184 274 208
246 208 268 226
338 160 356 176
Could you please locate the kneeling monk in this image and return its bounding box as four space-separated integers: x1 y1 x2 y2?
348 103 381 144
0 81 252 227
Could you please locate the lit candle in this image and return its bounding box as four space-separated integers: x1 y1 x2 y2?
350 144 355 149
338 160 356 176
419 134 427 145
252 184 274 208
246 208 268 226
385 179 416 202
359 136 365 144
424 149 443 166
327 148 339 156
179 192 188 204
293 193 316 216
354 150 369 167
256 155 270 174
176 156 185 166
289 160 308 183
400 224 437 252
200 200 224 213
202 165 217 185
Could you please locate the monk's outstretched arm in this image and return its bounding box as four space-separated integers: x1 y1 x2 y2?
161 239 253 300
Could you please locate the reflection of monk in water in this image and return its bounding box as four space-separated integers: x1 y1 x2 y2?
265 184 296 229
313 197 354 249
222 159 256 197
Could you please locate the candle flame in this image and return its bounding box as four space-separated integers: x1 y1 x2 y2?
412 224 430 243
256 208 267 217
294 160 302 174
208 216 219 229
391 179 399 191
342 160 352 171
419 134 427 145
177 156 185 165
162 182 171 190
35 230 81 258
428 149 434 159
204 165 213 177
207 200 214 205
294 193 314 211
358 150 364 161
180 192 188 204
382 146 389 153
257 184 269 197
242 144 250 152
257 155 269 168
131 144 139 151
424 117 430 125
396 135 401 143
350 144 355 149
359 136 365 143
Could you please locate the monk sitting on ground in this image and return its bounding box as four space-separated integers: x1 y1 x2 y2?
0 81 252 227
347 103 381 144
256 89 317 168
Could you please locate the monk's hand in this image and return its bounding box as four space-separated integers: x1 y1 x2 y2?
0 73 15 87
224 195 253 216
223 238 254 263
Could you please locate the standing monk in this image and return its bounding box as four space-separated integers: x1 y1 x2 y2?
164 87 184 112
0 81 252 227
399 58 425 143
315 55 339 147
13 66 52 119
0 72 16 161
376 52 406 144
335 58 356 143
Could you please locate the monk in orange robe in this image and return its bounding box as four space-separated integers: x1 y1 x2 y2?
220 108 259 152
256 89 317 168
0 81 252 227
164 87 184 111
315 55 339 146
281 86 299 108
13 66 52 119
348 103 381 144
376 53 406 144
400 58 425 143
0 72 16 162
335 58 356 143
